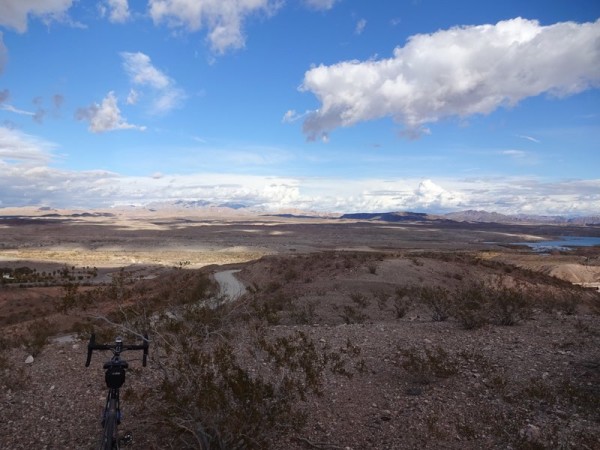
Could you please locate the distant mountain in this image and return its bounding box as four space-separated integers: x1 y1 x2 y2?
2 203 598 225
340 211 444 222
445 210 600 225
337 210 600 225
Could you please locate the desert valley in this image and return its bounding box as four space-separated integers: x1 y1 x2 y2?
0 207 599 449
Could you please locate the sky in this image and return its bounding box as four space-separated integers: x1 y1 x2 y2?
0 0 599 215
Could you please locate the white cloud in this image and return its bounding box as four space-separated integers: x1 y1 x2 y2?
303 0 340 11
121 52 170 88
0 0 74 33
126 89 139 105
410 179 464 209
148 0 280 54
282 109 310 123
299 18 600 141
1 104 35 116
502 149 527 158
355 18 366 35
101 0 131 23
121 51 185 114
0 127 55 163
500 149 539 165
75 91 145 133
517 134 541 143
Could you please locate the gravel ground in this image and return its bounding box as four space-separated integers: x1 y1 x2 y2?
1 252 599 449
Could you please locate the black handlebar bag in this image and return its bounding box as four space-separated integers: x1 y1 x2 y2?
104 361 128 389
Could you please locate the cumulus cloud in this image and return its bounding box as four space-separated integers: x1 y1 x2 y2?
410 179 464 209
148 0 280 54
75 91 145 133
121 51 185 114
299 17 600 141
0 0 74 33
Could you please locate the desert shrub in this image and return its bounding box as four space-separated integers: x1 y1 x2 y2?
392 285 416 319
451 282 491 329
399 345 459 385
349 292 370 308
489 282 534 326
373 290 390 310
452 279 535 327
555 289 581 315
152 305 358 449
249 292 294 325
367 263 377 274
0 336 29 391
339 305 368 324
21 318 58 356
409 257 424 267
393 296 412 319
418 286 451 322
264 281 282 293
284 268 298 282
289 300 318 325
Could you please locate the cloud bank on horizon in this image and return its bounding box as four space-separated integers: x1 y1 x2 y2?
0 0 599 215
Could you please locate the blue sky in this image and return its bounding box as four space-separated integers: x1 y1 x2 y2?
0 0 599 214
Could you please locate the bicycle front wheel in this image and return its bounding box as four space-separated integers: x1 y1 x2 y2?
99 398 119 450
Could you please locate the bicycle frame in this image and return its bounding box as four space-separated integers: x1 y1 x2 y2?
86 334 149 450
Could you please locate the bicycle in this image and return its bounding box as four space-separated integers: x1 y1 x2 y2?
86 333 149 450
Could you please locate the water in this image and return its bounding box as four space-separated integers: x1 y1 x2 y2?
517 236 600 251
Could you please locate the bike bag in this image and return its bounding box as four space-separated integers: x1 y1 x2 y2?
103 360 129 389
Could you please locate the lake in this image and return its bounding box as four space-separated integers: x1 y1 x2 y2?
517 236 600 251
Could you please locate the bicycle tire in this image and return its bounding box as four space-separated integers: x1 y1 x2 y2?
98 398 119 450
